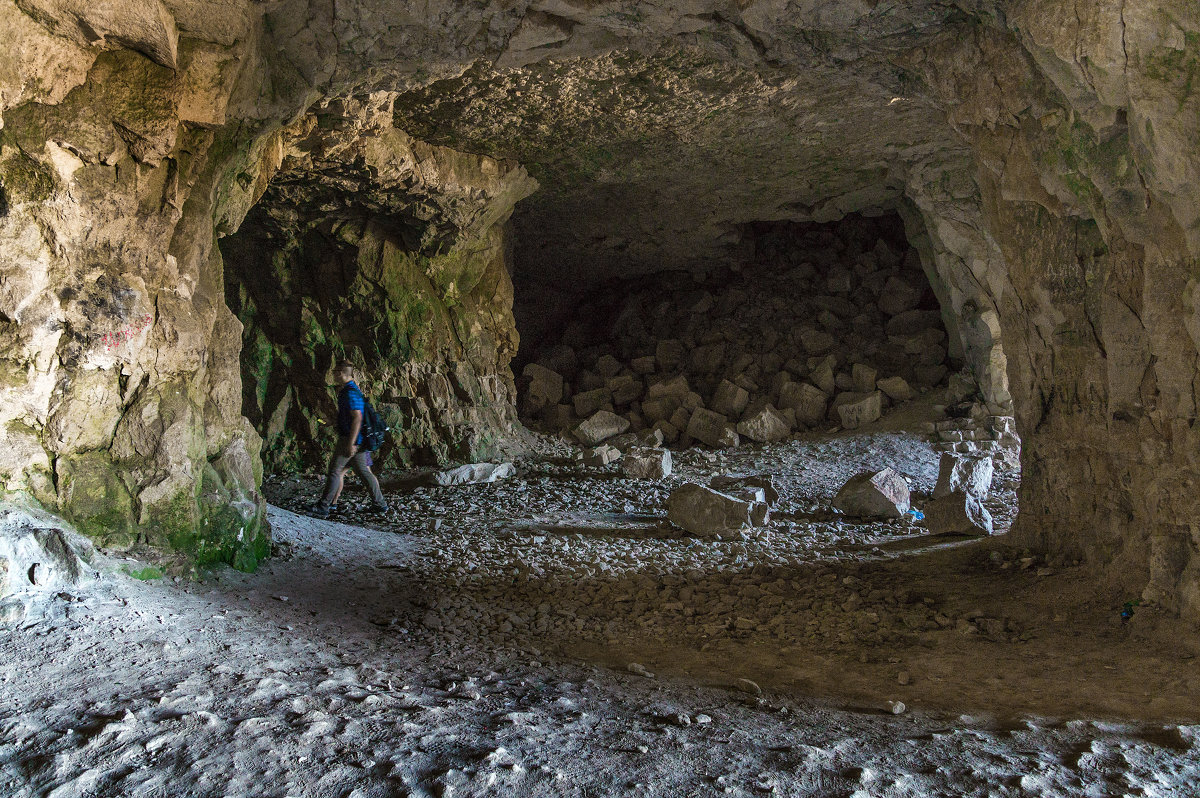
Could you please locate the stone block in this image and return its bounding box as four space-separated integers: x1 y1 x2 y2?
834 391 882 429
736 405 791 443
583 445 621 467
833 468 910 519
667 484 769 537
686 407 739 448
885 309 943 337
779 382 828 427
573 411 630 446
431 462 517 486
608 375 643 406
876 376 914 402
653 420 680 444
631 356 657 374
924 491 994 536
641 396 681 424
851 363 877 393
646 375 690 401
933 453 994 500
690 343 726 374
877 275 923 316
709 474 779 505
621 447 672 479
573 387 612 417
711 379 749 418
595 354 623 379
656 339 686 371
522 363 564 411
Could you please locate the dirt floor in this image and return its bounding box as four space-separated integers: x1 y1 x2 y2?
2 413 1200 797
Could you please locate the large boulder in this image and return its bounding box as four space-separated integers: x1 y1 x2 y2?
834 391 882 429
709 474 780 505
934 453 994 500
925 491 994 536
686 407 740 448
736 405 791 443
430 462 517 486
621 447 672 479
0 508 96 624
876 376 914 402
573 387 612 417
833 468 911 519
779 382 829 427
877 276 923 316
711 379 750 418
667 484 769 538
573 411 630 446
523 363 564 411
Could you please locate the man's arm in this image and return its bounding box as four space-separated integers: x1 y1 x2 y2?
338 409 363 456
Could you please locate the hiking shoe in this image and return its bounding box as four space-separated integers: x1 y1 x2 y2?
369 504 391 518
309 503 330 519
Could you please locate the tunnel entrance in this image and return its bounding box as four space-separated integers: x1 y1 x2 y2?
512 212 1018 465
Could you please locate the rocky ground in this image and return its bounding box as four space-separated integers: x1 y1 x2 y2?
2 413 1199 796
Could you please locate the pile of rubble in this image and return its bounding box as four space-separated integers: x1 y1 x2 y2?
519 223 951 449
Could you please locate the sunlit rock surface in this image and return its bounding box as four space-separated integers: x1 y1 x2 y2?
0 0 1196 611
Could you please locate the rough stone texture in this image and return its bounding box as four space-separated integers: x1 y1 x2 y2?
934 454 994 501
573 411 629 447
685 408 739 449
925 491 994 537
430 462 516 487
620 447 672 480
0 507 95 623
835 392 882 430
223 96 537 471
667 483 768 538
736 406 790 444
833 469 911 519
0 0 1198 613
709 474 780 507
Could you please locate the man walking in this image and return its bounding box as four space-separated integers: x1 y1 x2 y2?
311 361 388 518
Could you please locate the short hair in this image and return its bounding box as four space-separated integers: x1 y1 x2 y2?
334 360 355 376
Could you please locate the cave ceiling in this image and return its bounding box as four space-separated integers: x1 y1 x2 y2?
248 0 983 282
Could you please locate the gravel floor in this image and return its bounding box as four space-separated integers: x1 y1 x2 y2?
2 426 1198 797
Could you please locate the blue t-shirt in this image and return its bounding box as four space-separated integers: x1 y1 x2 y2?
337 381 366 445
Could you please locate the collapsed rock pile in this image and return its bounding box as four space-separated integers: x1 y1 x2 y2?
519 220 950 448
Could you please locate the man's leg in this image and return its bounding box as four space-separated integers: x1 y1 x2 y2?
318 452 353 509
349 451 387 508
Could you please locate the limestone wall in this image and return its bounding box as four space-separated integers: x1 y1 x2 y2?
0 0 1197 613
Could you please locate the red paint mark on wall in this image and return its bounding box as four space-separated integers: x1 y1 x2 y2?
101 314 153 352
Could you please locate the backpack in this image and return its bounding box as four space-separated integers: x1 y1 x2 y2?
360 397 389 451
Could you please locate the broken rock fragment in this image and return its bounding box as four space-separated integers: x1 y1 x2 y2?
925 490 994 536
686 407 740 448
834 391 881 429
522 363 564 411
667 484 769 538
833 468 910 519
779 382 828 427
621 447 672 480
573 410 630 446
876 376 914 402
582 445 621 467
709 474 779 505
430 462 517 486
736 405 791 443
934 453 994 500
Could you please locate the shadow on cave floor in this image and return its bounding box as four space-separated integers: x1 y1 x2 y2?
254 424 1200 727
4 424 1199 796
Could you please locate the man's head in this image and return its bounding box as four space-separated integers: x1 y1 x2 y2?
332 360 355 386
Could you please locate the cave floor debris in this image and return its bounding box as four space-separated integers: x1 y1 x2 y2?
3 428 1199 797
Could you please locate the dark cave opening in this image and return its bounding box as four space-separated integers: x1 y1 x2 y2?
510 211 960 447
